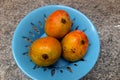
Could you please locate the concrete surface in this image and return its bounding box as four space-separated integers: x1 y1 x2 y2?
0 0 120 80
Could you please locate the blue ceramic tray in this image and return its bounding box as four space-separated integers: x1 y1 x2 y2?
12 5 100 80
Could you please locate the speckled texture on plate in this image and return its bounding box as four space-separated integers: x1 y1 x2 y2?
0 0 120 80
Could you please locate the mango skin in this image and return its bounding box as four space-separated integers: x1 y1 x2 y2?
61 30 89 62
29 36 61 66
45 10 72 39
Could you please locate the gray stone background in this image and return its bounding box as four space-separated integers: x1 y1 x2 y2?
0 0 120 80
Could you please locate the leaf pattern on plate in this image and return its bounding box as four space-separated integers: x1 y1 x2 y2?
66 66 72 73
51 68 56 76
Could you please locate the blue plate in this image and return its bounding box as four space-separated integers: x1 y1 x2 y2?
12 5 100 80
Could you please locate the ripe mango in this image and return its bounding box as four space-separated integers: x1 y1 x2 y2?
45 10 72 39
29 36 61 66
61 30 89 62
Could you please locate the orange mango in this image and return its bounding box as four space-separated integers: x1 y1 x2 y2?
29 36 61 66
61 30 89 62
45 10 72 39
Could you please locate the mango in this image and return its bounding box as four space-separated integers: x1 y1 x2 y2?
45 10 72 39
29 36 61 66
61 30 89 62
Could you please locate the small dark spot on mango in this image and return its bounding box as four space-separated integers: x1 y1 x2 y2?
71 49 75 53
73 48 76 50
61 18 66 24
81 40 85 45
42 54 48 60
